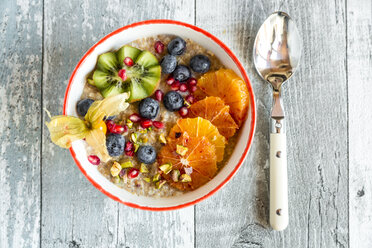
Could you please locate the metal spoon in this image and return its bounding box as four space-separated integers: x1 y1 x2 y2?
253 11 301 231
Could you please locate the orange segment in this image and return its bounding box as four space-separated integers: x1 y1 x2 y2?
158 132 217 191
168 117 226 162
189 97 238 139
196 69 249 127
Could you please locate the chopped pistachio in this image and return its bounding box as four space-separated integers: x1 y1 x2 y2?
176 145 188 156
159 163 172 174
134 143 140 152
159 133 167 144
171 169 181 182
131 133 138 143
140 163 149 173
126 119 133 128
152 173 161 182
113 176 121 184
180 174 192 182
143 177 151 183
139 129 147 134
141 137 148 143
155 180 167 189
87 79 95 86
110 162 122 177
147 127 152 132
121 161 133 168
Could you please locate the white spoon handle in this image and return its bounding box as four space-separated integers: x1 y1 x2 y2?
269 133 288 231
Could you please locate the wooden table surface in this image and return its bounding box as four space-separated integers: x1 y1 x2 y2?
1 0 371 247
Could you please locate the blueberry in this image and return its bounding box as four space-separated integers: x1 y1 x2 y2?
138 97 159 119
167 37 186 55
190 55 211 73
161 55 177 74
163 91 184 111
172 65 191 82
76 99 94 117
106 133 125 157
136 145 157 164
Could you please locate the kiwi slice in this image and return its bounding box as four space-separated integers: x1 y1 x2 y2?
91 45 161 101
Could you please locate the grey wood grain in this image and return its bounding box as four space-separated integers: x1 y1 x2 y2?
195 0 349 247
0 0 42 247
347 0 372 247
41 0 195 247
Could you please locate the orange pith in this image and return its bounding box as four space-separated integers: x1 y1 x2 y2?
189 96 238 139
195 69 249 127
168 117 226 162
158 132 217 191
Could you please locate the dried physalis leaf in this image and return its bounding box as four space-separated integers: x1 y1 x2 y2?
45 115 88 148
85 93 130 126
86 129 110 162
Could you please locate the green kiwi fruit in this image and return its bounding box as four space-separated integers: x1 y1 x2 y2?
91 45 161 101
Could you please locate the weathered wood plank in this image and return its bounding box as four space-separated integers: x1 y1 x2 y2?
0 0 42 247
41 0 194 247
195 0 348 247
347 0 372 247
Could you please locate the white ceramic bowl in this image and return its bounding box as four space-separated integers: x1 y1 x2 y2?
63 20 256 211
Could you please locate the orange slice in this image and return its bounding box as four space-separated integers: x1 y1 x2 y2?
168 117 226 162
195 69 249 127
189 96 238 139
158 132 217 191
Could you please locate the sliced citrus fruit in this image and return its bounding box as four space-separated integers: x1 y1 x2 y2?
188 97 238 139
168 117 226 162
158 132 217 191
195 69 249 127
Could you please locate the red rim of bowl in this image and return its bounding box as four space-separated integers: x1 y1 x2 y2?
63 19 256 211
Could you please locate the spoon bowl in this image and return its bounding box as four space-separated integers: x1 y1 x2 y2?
253 11 301 90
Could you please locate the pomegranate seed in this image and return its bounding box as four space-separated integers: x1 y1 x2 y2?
153 121 164 129
155 90 164 101
179 83 188 92
122 125 128 133
166 76 175 85
106 120 116 133
140 119 153 129
118 69 127 81
111 124 125 134
125 150 135 157
128 168 140 179
185 95 195 104
154 41 165 54
87 155 100 165
124 57 134 67
125 141 134 152
129 113 142 123
171 81 180 91
189 85 197 93
179 106 188 117
188 78 197 86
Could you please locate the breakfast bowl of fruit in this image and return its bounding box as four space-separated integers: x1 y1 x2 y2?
46 20 256 210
